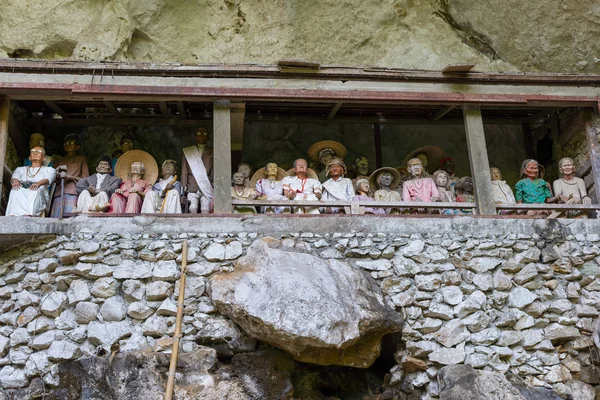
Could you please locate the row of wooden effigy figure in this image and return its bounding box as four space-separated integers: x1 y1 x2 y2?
4 131 590 217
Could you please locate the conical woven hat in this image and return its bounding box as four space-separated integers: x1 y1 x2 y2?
115 150 159 184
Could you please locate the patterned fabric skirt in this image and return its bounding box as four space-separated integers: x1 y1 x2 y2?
50 194 78 218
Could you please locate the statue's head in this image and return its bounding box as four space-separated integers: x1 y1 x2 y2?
120 134 134 153
195 127 209 145
326 157 346 179
63 134 80 153
96 156 112 174
521 159 539 179
353 157 369 176
356 178 370 194
162 159 177 177
558 157 575 177
433 170 449 188
232 172 245 186
266 162 278 177
29 146 46 164
293 158 308 177
318 148 335 166
130 161 145 177
458 176 474 194
440 157 455 174
377 171 393 187
237 163 253 179
407 158 424 178
490 167 502 181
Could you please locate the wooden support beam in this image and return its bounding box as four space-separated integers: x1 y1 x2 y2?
213 100 232 214
0 97 9 209
430 105 457 122
522 123 536 159
43 100 68 119
177 102 187 119
583 108 600 211
103 101 121 117
327 102 343 120
159 102 170 118
230 102 245 150
463 105 497 215
374 123 383 169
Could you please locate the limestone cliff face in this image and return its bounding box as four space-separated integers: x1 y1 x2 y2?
0 0 597 72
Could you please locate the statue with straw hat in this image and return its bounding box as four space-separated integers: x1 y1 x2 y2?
109 150 158 213
308 140 347 182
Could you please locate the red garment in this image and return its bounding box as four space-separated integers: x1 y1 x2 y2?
108 179 152 213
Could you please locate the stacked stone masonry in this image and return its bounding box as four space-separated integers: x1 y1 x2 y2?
0 219 599 398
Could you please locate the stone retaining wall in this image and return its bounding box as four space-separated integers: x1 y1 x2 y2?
0 217 599 398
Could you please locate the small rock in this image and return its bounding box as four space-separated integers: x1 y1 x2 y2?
122 280 145 301
514 263 538 285
100 296 127 321
47 340 82 361
74 301 99 324
225 241 243 260
146 281 172 301
204 243 226 261
545 365 572 383
434 319 469 348
441 286 463 306
429 343 466 365
112 260 153 280
544 323 580 343
157 298 178 316
127 302 154 320
142 315 169 337
67 280 91 305
508 286 537 309
152 260 179 281
90 277 118 298
40 292 67 317
0 366 28 388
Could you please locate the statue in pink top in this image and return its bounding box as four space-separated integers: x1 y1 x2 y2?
402 158 440 203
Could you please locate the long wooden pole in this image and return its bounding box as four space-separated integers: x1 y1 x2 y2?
165 240 188 400
213 100 232 214
0 97 9 209
463 105 497 215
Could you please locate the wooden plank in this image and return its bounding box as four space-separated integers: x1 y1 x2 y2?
213 100 232 214
0 97 9 209
430 105 457 122
103 101 121 117
522 124 536 159
327 102 343 120
442 64 475 73
374 123 382 169
43 100 68 119
159 102 170 118
463 105 497 215
177 101 187 119
583 108 600 216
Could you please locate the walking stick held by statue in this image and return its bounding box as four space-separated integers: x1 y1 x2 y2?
165 239 188 400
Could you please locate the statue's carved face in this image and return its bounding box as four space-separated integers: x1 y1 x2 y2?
294 159 308 177
162 162 176 177
130 162 145 176
266 163 278 177
64 138 79 153
195 128 209 145
356 162 369 176
462 177 474 193
490 168 501 181
559 159 575 176
435 171 448 187
329 163 343 179
232 172 245 185
238 164 251 178
121 139 134 153
524 161 539 179
441 159 455 174
357 180 370 194
378 171 393 187
29 147 45 163
96 161 112 174
408 162 423 178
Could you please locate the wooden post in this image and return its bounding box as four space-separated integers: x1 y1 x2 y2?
583 108 600 214
0 97 10 208
462 105 497 215
374 123 383 169
213 100 232 214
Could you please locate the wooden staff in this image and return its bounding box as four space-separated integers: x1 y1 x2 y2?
164 239 188 400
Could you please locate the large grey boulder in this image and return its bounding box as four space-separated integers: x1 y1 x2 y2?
209 238 402 367
438 364 524 399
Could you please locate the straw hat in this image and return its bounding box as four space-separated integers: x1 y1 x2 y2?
286 167 319 180
115 150 159 184
307 140 347 163
369 167 401 190
402 146 444 174
395 166 409 180
250 165 288 188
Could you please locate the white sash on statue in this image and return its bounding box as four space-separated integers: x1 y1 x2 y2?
183 146 213 199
